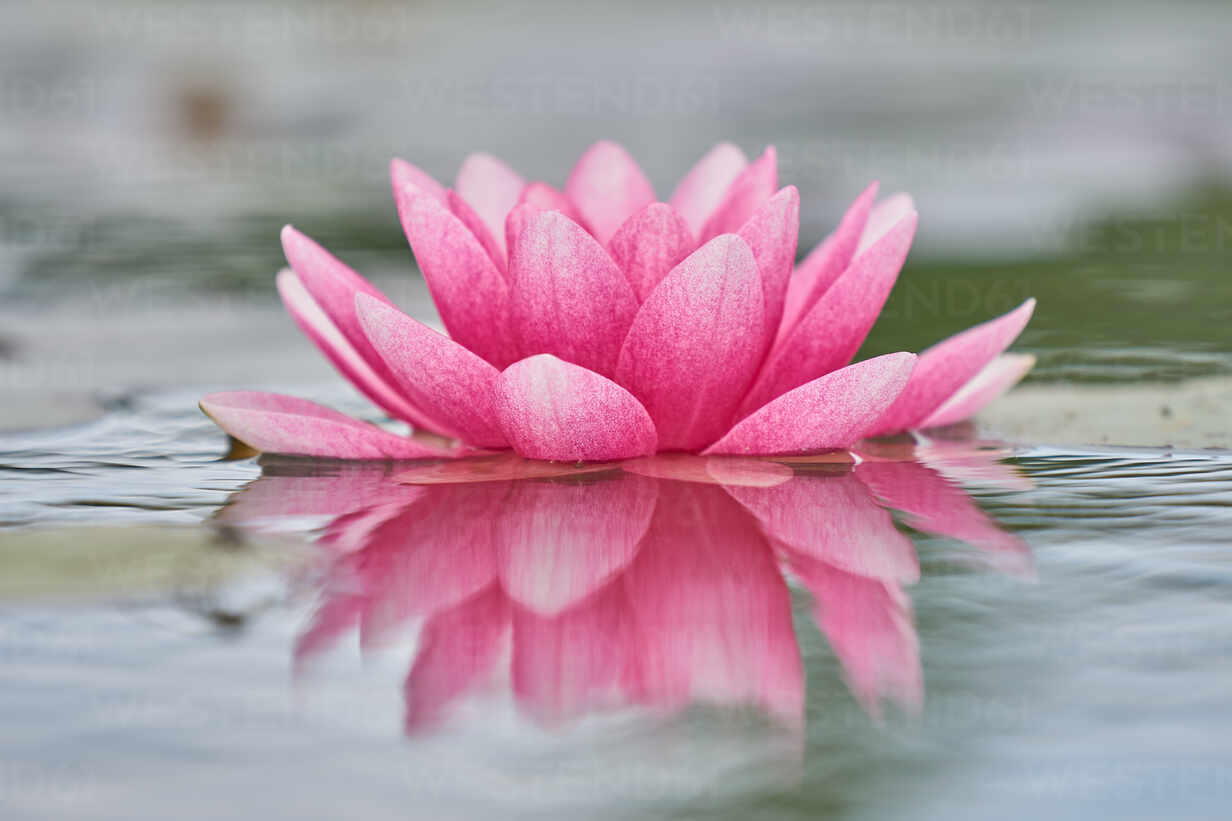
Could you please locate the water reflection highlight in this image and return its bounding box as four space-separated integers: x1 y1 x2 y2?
216 439 1030 734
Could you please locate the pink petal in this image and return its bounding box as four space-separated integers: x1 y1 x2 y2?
564 140 656 245
495 473 657 615
620 453 793 487
504 202 538 261
741 209 917 415
390 157 447 203
622 483 804 727
778 181 880 341
404 585 510 731
276 269 447 433
737 186 800 339
506 186 588 260
455 152 525 258
493 355 658 462
668 142 749 237
508 210 639 376
725 473 919 583
199 391 458 459
447 190 506 272
919 353 1036 429
279 227 417 402
393 176 515 367
614 234 766 451
868 299 1036 436
519 182 584 222
706 353 917 456
607 202 695 302
698 146 778 241
857 193 916 255
356 293 507 449
786 555 922 719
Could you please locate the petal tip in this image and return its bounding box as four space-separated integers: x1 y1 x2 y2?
279 224 305 254
768 185 800 210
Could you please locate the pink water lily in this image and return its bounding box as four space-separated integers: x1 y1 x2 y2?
200 141 1036 461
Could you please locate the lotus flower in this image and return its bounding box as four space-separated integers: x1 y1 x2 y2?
200 141 1036 462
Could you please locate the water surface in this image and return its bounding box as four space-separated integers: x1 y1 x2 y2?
2 393 1230 819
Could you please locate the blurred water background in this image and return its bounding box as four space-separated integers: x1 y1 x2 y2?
2 0 1232 420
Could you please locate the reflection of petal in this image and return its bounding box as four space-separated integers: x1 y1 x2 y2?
620 453 793 487
344 483 507 648
496 474 658 616
215 461 421 526
405 584 510 732
786 549 922 719
220 441 1031 736
512 580 637 726
293 593 365 674
854 460 1032 576
761 451 854 466
397 452 618 485
623 484 804 728
317 502 417 555
911 436 1035 493
856 435 1034 492
726 473 919 584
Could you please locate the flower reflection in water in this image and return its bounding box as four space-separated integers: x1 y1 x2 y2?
216 437 1030 735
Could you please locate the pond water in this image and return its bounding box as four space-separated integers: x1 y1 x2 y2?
2 389 1231 820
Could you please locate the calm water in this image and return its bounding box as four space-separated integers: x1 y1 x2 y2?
2 390 1231 819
